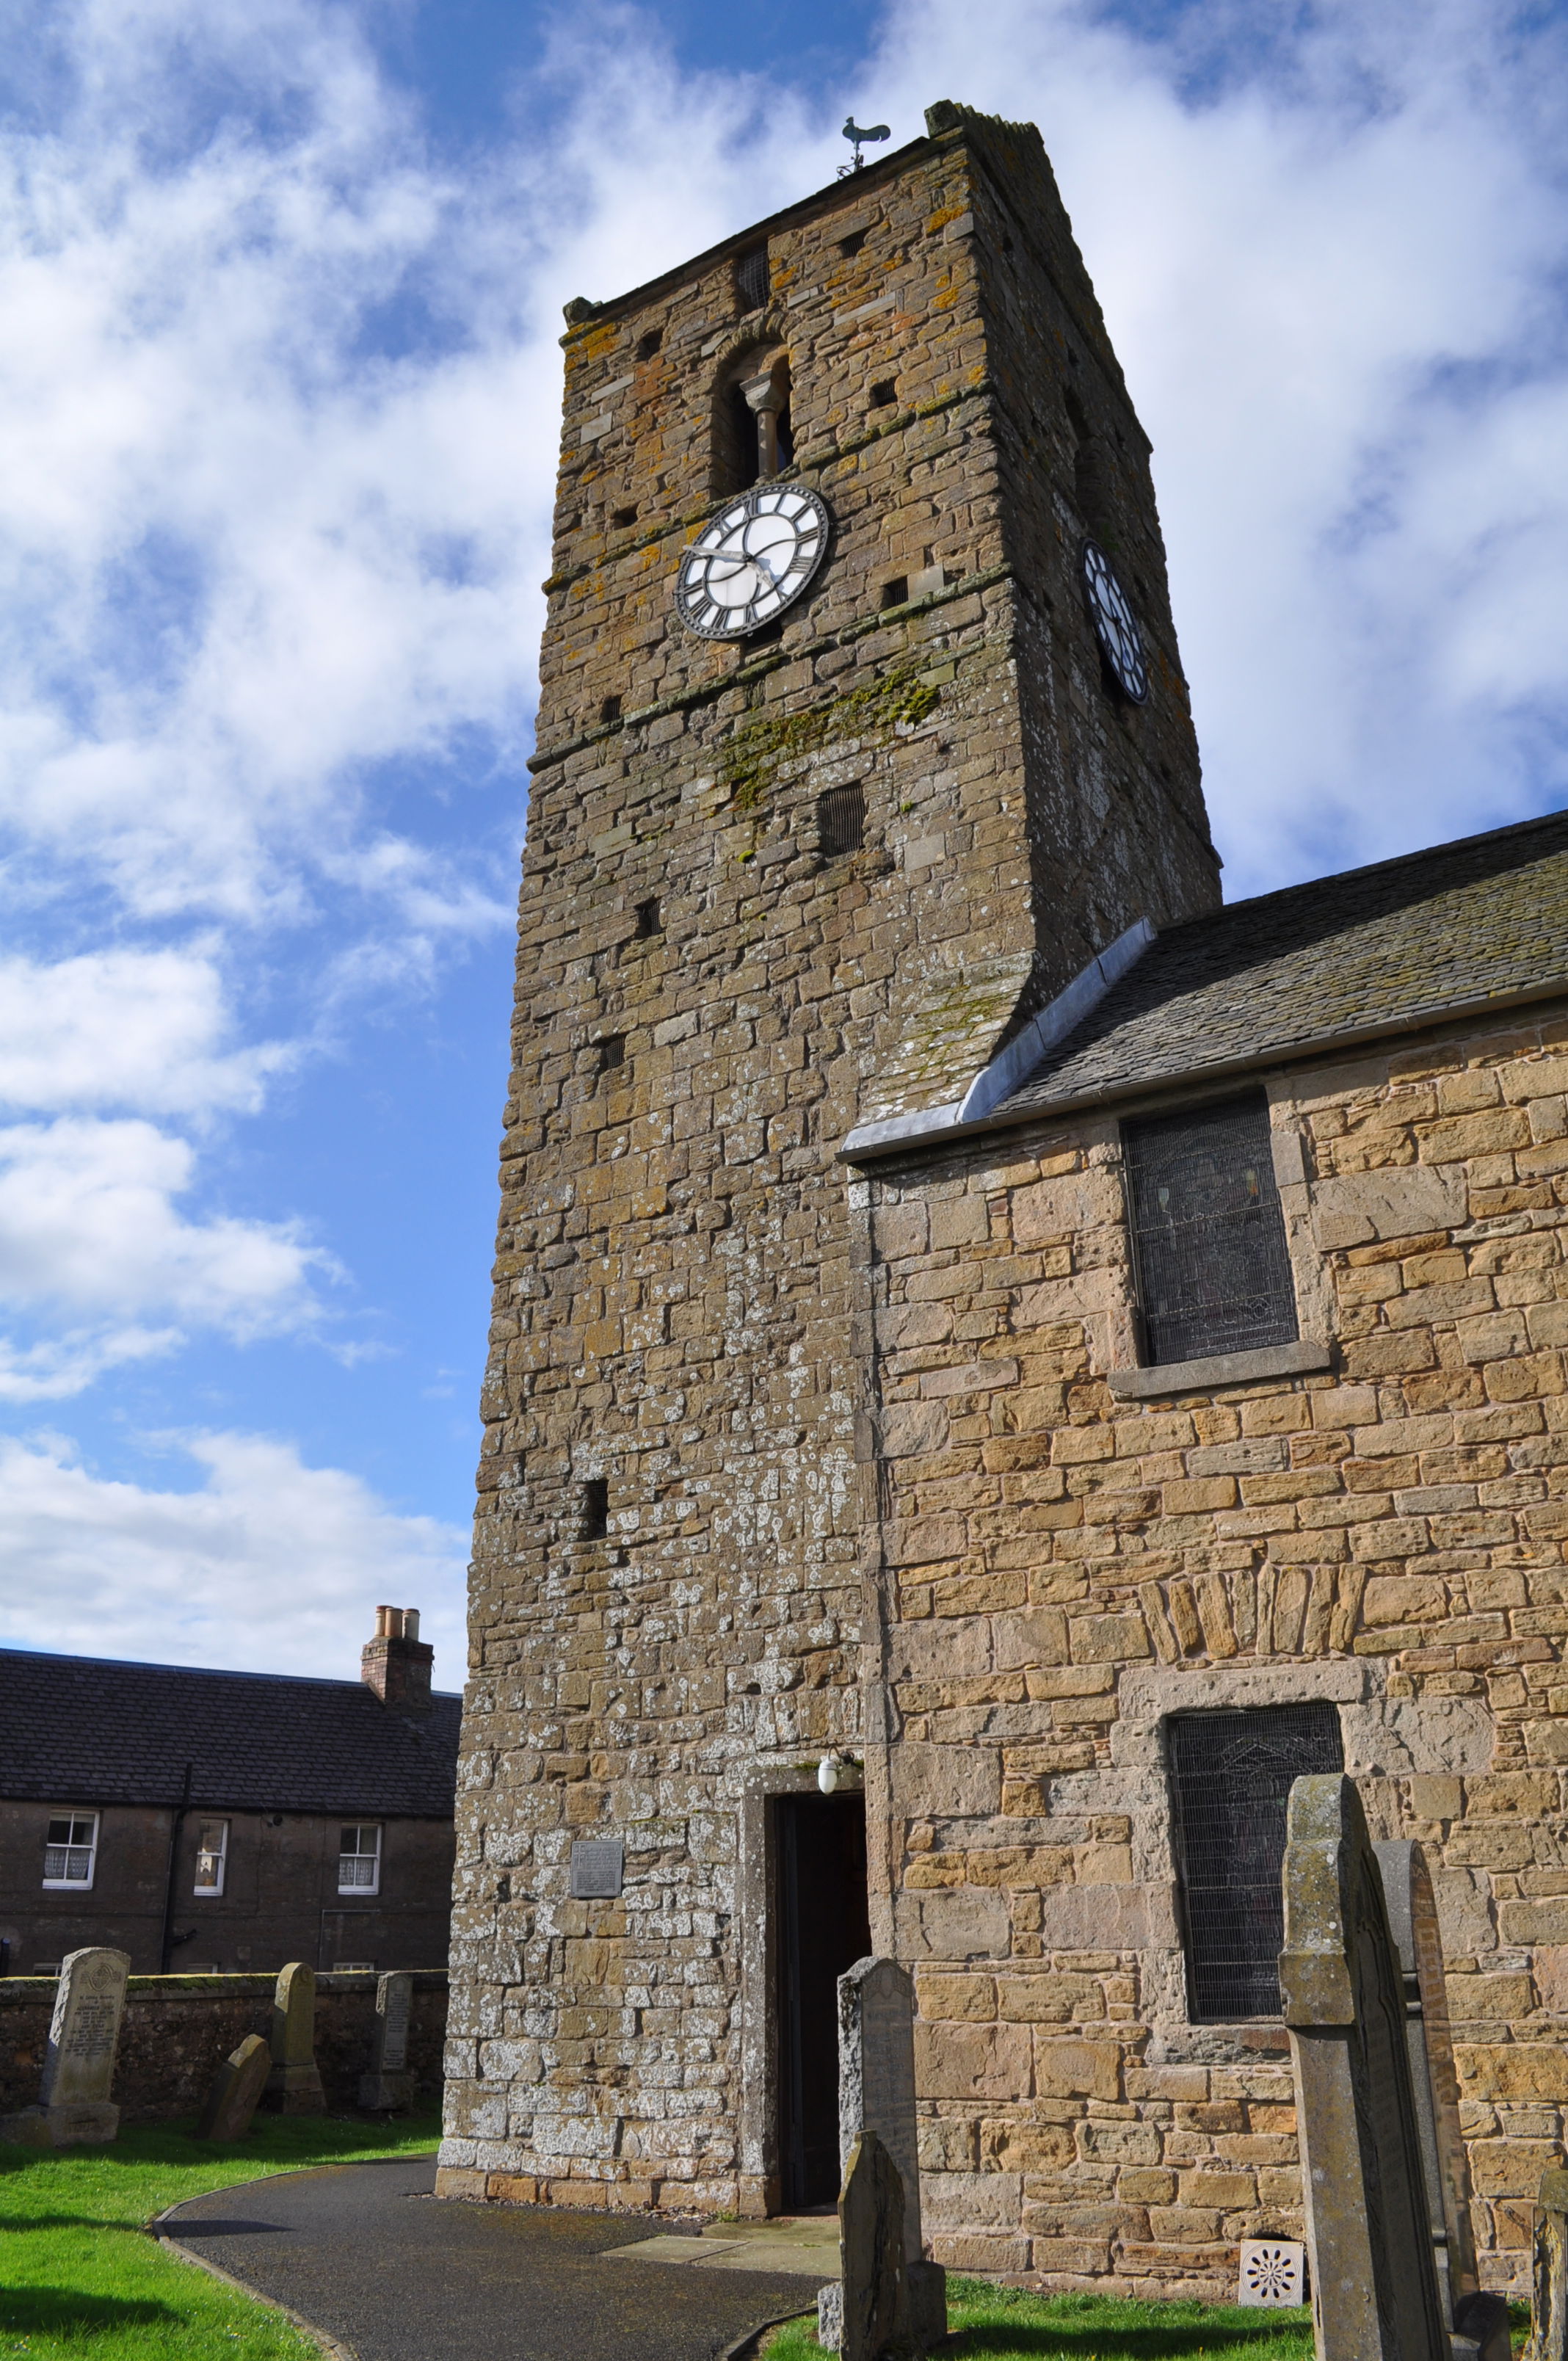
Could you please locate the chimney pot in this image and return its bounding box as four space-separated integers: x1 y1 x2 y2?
362 1603 432 1711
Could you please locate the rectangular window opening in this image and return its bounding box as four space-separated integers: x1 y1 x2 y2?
869 380 896 407
611 505 637 529
634 896 661 939
736 245 770 312
43 1811 98 1890
879 576 907 610
194 1819 229 1897
338 1823 381 1896
599 694 622 724
1168 1703 1343 2022
818 783 866 859
581 1477 609 1541
839 228 868 258
635 327 662 361
1123 1092 1297 1366
596 1034 625 1083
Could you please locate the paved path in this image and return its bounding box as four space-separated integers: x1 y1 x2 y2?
159 2157 821 2361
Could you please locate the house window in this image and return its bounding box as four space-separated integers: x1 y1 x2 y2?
338 1824 381 1896
194 1820 228 1896
43 1812 98 1890
1167 1703 1343 2022
1122 1092 1297 1366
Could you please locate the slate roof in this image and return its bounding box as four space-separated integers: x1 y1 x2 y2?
998 808 1568 1120
0 1647 462 1817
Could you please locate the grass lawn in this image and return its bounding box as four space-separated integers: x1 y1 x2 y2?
764 2280 1317 2361
0 2108 441 2361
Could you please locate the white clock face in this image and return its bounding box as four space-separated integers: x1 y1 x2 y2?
1082 540 1149 704
676 485 830 639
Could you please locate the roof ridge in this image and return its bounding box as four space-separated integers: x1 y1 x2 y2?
0 1644 460 1699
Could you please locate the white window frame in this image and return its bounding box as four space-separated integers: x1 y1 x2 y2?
337 1823 381 1896
43 1810 98 1891
193 1818 229 1898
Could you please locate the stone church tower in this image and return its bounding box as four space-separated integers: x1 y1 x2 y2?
440 105 1222 2225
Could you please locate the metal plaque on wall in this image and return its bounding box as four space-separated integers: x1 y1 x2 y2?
569 1838 625 1899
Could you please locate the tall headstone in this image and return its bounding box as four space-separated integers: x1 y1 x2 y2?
835 2131 907 2361
195 2032 272 2141
265 1961 325 2114
1525 2167 1568 2361
819 1958 945 2357
0 1946 130 2147
1280 1776 1448 2361
359 1970 416 2111
1373 1841 1509 2361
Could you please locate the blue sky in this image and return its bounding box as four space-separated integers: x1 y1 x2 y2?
0 0 1564 1682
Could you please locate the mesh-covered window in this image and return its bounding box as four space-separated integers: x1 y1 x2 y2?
1123 1092 1297 1366
818 784 865 857
736 246 770 311
1168 1704 1343 2021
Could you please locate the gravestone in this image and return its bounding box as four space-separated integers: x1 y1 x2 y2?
359 1970 416 2111
264 1961 325 2113
1279 1775 1448 2361
1525 2166 1568 2361
195 2033 271 2141
1373 1841 1509 2361
0 1945 130 2147
835 2130 906 2361
819 1957 945 2356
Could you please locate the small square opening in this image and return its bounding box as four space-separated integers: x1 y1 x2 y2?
839 228 868 258
636 327 662 361
596 1034 625 1081
611 505 637 529
879 577 907 610
599 694 622 724
870 380 896 407
634 896 661 939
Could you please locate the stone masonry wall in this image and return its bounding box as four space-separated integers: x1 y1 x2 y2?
444 110 1216 2217
853 1002 1568 2297
0 1971 447 2120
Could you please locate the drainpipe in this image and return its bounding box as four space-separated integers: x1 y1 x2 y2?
159 1761 194 1972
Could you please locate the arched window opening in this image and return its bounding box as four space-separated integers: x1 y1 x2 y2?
714 349 793 495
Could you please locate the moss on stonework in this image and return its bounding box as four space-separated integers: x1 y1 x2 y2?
722 661 943 813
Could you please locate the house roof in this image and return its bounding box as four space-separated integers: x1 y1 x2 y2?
0 1647 462 1818
995 807 1568 1122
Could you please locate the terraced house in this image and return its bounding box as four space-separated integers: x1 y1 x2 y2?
438 99 1568 2301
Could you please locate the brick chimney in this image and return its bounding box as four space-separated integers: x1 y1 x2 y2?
360 1605 433 1713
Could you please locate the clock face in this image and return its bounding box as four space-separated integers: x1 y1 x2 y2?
676 485 830 639
1081 540 1149 703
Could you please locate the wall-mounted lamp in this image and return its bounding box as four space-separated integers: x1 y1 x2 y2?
818 1753 841 1795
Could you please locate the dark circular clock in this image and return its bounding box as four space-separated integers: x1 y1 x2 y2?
676 485 830 639
1081 540 1149 703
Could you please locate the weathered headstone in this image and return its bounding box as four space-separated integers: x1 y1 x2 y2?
358 1970 416 2111
1279 1775 1448 2361
0 1946 130 2147
1525 2166 1568 2361
264 1961 325 2113
818 1957 945 2357
1374 1840 1509 2361
195 2032 271 2141
834 2130 906 2361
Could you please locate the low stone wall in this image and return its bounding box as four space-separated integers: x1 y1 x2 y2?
0 1969 447 2121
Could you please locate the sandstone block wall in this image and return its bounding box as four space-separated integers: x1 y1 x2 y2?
447 110 1214 2219
854 1004 1568 2296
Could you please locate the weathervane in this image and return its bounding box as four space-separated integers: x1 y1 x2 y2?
839 117 890 175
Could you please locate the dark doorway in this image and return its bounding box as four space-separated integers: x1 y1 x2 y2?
772 1791 871 2211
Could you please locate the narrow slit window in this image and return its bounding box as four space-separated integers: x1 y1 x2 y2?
596 1034 625 1082
736 246 770 311
1168 1704 1343 2022
818 784 866 857
1122 1092 1297 1366
599 694 622 724
634 896 661 938
581 1478 609 1540
635 327 662 360
338 1824 381 1896
194 1819 229 1896
43 1811 98 1889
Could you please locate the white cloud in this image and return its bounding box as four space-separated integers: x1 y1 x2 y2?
0 1117 325 1387
0 946 288 1115
0 1429 468 1678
